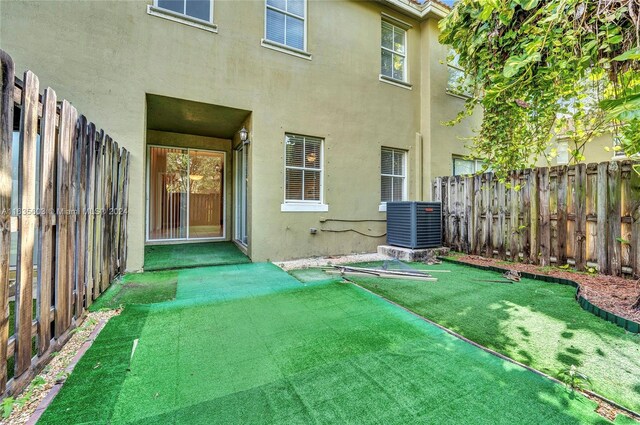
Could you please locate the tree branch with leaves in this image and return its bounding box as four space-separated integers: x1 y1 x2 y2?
440 0 640 179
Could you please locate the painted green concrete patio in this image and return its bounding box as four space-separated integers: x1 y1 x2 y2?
39 263 624 424
143 242 250 271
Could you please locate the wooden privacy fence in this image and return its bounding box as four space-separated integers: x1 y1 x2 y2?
0 50 130 396
433 160 640 277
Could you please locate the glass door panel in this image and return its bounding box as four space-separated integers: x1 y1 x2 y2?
148 147 189 241
189 150 224 239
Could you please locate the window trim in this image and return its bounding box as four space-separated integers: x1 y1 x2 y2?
380 147 408 207
263 0 310 58
446 50 472 99
452 155 485 176
380 19 408 84
281 134 327 212
148 1 217 33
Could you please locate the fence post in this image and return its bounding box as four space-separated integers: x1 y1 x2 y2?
120 151 131 272
608 161 622 276
556 165 568 266
574 163 587 271
441 177 449 247
76 116 88 318
472 174 482 254
0 50 15 392
539 167 551 267
631 167 640 278
55 100 74 337
509 172 519 261
496 179 506 260
14 71 39 376
36 87 57 356
484 173 493 258
85 124 96 307
529 169 540 263
464 175 473 253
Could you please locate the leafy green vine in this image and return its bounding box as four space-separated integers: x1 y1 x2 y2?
440 0 640 179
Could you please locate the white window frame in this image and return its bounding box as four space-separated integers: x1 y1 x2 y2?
612 136 628 159
446 48 473 98
262 0 311 60
148 0 217 33
452 156 485 176
281 134 328 212
379 147 407 212
380 19 409 87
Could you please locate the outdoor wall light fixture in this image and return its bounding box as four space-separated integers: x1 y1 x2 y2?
239 127 249 145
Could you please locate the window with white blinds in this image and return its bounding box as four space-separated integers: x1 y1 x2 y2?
285 134 322 202
265 0 306 51
381 21 407 82
156 0 212 22
381 148 406 202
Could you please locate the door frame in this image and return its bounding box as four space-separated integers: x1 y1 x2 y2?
233 144 248 247
145 144 227 244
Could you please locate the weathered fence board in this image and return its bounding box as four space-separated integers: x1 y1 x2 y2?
0 50 130 397
434 159 640 277
37 87 56 356
15 71 38 376
0 52 15 391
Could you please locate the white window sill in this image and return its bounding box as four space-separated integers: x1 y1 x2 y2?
446 89 472 100
147 5 218 33
378 203 387 212
261 39 312 60
281 203 328 212
611 153 631 161
379 75 412 90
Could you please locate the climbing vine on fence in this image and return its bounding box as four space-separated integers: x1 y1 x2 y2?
440 0 640 179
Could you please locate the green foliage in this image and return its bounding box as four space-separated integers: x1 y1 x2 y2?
617 237 630 245
559 365 592 391
0 375 48 420
440 0 640 179
1 397 14 419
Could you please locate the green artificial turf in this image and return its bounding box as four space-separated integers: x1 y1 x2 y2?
143 242 250 271
38 263 626 424
90 271 178 311
350 261 640 413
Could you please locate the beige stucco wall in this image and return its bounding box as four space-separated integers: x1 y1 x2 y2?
1 0 475 267
419 18 481 187
539 133 616 167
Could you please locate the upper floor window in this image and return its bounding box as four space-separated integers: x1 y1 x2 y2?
265 0 306 51
156 0 212 22
447 49 473 97
381 148 407 203
381 21 407 82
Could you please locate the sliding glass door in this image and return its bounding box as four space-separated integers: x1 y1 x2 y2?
147 146 224 242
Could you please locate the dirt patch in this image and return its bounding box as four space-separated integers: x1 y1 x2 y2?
1 309 119 425
454 255 640 323
585 391 640 423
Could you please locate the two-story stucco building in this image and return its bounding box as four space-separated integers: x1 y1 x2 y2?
1 0 481 271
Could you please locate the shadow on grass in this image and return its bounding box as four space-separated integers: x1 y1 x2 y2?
352 261 640 413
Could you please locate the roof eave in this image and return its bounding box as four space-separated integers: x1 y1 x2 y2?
379 0 449 21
